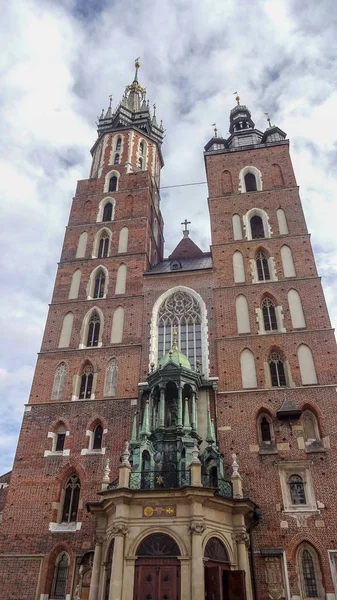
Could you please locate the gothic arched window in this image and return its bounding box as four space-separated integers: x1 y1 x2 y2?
114 153 120 165
298 545 324 599
250 215 265 238
256 252 270 281
139 141 144 156
157 291 202 368
269 352 286 387
262 298 277 331
87 313 100 346
103 202 113 222
244 172 257 192
108 176 117 193
55 424 66 452
93 424 103 450
51 363 67 400
116 137 121 151
104 358 118 397
79 364 93 399
62 474 81 523
93 270 106 299
138 157 143 169
260 416 271 443
98 233 109 258
51 553 69 599
289 474 306 505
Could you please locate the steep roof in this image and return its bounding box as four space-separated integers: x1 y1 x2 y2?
168 236 204 260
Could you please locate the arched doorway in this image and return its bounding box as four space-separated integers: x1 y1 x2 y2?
204 537 246 600
134 533 181 600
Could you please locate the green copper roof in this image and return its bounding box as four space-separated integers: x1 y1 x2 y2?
158 344 191 370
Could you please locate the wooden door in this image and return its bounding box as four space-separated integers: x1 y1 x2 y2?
205 566 222 600
226 570 246 600
134 559 180 600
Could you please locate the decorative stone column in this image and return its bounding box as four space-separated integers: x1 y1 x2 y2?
191 391 196 431
159 387 165 428
109 523 128 600
102 459 111 491
190 442 202 487
178 385 183 428
118 442 131 488
234 531 253 600
88 536 104 600
189 521 206 600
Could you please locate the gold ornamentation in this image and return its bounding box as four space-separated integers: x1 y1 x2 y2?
165 506 174 516
144 506 154 517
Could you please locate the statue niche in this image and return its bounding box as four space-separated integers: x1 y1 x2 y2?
165 381 179 427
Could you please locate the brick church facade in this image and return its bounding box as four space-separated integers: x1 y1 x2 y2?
1 62 337 600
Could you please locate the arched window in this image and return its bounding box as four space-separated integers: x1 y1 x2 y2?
104 358 118 397
98 232 109 258
93 424 103 450
136 533 180 557
269 352 286 387
79 364 93 399
250 215 265 238
76 231 87 258
288 289 306 329
289 474 306 505
93 270 106 299
157 290 202 368
232 214 242 240
116 137 122 151
118 226 129 253
68 269 81 300
87 312 100 347
236 294 250 334
262 298 277 331
51 553 69 600
51 363 67 401
240 349 257 389
139 141 144 156
138 157 143 169
271 163 284 187
244 172 257 192
260 416 271 443
103 202 113 222
276 208 288 234
256 252 270 281
55 424 66 452
108 176 117 193
58 312 73 348
298 545 324 599
114 153 120 165
204 538 229 563
62 474 81 523
233 250 245 283
115 263 127 294
281 245 296 277
110 306 124 343
297 344 318 385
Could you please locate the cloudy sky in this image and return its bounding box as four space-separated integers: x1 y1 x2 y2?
1 0 337 474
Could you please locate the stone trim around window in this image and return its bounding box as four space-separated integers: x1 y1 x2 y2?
279 461 317 513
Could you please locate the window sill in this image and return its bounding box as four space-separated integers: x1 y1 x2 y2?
305 444 326 454
259 447 278 455
49 522 82 533
81 448 106 456
283 506 318 514
44 450 70 457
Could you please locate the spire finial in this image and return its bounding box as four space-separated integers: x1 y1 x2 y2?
264 112 272 127
181 218 191 238
153 103 156 116
172 327 178 348
134 57 140 81
109 95 112 108
233 91 240 105
211 123 218 137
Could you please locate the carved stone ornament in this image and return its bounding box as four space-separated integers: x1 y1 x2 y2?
189 521 206 535
235 532 250 548
111 523 129 536
264 556 285 600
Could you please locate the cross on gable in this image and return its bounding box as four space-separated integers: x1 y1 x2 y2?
181 219 191 233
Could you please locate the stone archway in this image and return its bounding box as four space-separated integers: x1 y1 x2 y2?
204 537 246 600
133 533 181 600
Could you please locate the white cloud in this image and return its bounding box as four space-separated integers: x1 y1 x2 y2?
1 0 337 473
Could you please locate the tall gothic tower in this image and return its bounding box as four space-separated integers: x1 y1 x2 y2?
1 69 337 600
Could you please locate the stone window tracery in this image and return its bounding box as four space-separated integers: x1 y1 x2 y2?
80 365 93 399
98 232 109 258
269 352 286 387
93 270 106 299
51 553 69 599
104 358 118 397
256 252 271 281
157 291 202 368
87 313 100 347
262 298 277 331
51 363 67 401
62 474 80 523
